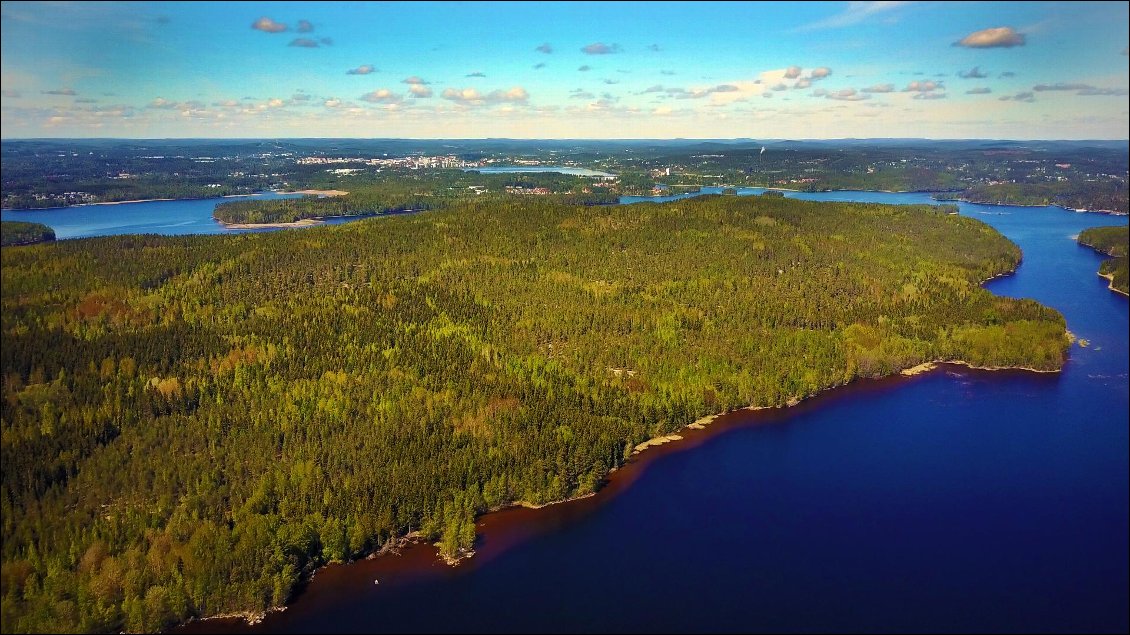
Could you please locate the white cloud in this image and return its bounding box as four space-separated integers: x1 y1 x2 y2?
582 42 622 55
784 66 803 79
347 65 376 75
826 88 870 101
252 17 287 33
360 89 403 104
954 27 1025 48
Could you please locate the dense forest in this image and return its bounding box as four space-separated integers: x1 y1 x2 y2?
0 221 55 247
1077 226 1129 295
1 194 1069 632
212 177 618 225
940 182 1129 215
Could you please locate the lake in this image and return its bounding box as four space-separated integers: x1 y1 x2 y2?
465 165 617 177
0 192 366 239
169 190 1129 633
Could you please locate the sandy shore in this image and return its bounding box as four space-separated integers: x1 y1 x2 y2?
276 189 349 197
1099 272 1129 297
219 218 325 230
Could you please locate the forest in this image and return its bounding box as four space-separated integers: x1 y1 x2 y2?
4 139 1125 215
0 221 55 247
212 175 618 225
1 194 1070 633
1077 226 1129 294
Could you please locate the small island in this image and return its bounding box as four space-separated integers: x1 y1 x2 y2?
0 220 55 247
1077 226 1129 296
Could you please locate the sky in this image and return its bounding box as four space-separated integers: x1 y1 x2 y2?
1 1 1127 139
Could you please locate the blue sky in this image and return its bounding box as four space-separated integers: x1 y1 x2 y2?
1 1 1127 138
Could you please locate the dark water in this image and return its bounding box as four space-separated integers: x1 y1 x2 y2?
0 192 369 239
48 190 1128 632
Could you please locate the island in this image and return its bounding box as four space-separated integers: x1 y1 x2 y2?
1 194 1070 632
1077 226 1129 295
0 220 55 247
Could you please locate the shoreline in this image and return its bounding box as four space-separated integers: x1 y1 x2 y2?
173 351 1063 633
1098 271 1129 297
218 218 325 230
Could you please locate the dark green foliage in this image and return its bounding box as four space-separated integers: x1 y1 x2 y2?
1 195 1068 632
1078 226 1129 294
1 221 55 247
953 182 1128 214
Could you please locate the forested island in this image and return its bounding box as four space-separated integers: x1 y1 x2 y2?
0 221 55 247
1 194 1070 633
936 182 1129 215
1077 226 1129 295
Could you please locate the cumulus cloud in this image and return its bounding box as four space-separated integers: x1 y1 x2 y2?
213 99 241 108
862 83 894 93
809 67 832 80
1076 86 1129 96
466 71 486 78
578 65 592 72
441 86 529 106
603 78 619 85
794 78 812 89
966 87 993 94
324 98 342 108
570 89 596 99
999 71 1016 78
954 26 1025 48
402 76 431 85
913 92 947 100
999 91 1035 102
148 97 205 110
784 65 803 79
360 89 403 104
903 80 942 92
296 19 313 33
826 88 870 101
535 43 553 54
771 82 788 91
959 66 988 79
347 65 376 75
1033 83 1093 92
252 17 287 33
289 38 319 48
41 88 77 96
409 84 433 98
582 42 621 55
291 92 311 102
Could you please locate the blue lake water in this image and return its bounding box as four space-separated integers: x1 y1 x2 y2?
0 192 365 239
12 190 1128 632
